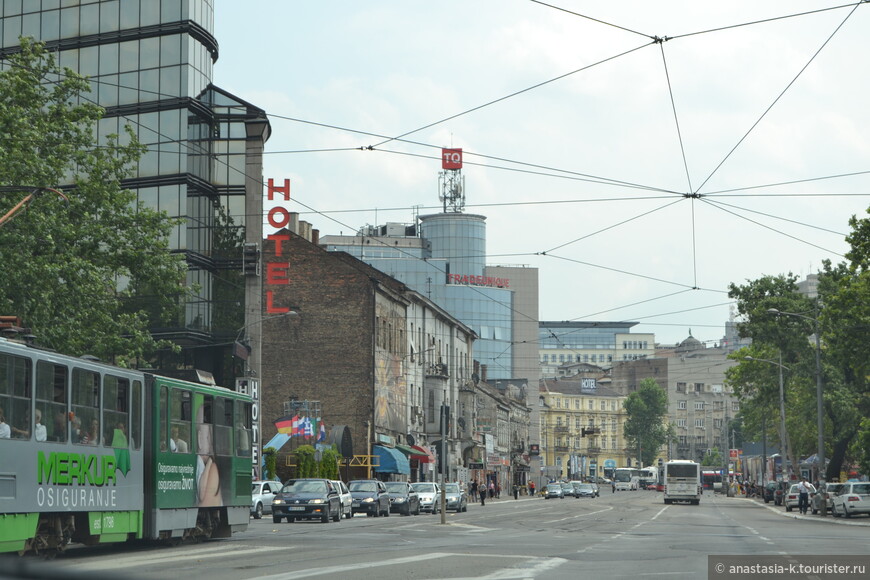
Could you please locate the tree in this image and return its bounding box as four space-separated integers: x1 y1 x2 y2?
623 378 669 466
0 39 187 364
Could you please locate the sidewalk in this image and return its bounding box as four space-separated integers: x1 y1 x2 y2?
723 493 870 526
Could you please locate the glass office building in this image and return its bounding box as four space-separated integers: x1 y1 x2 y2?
321 212 515 380
0 1 269 384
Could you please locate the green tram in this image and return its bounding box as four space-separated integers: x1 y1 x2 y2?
0 338 253 556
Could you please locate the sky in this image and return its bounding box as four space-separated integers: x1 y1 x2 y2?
213 1 870 347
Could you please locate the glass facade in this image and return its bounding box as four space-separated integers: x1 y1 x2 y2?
0 1 267 382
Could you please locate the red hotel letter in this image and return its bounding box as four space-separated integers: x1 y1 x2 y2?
268 234 290 257
267 178 291 201
267 179 291 229
266 262 289 285
265 290 289 314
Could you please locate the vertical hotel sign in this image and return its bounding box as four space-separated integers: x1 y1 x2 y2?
265 178 291 314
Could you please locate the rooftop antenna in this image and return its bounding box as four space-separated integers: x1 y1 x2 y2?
438 147 465 213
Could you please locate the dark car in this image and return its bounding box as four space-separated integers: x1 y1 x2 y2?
384 481 421 515
271 478 342 523
763 481 779 504
349 479 391 517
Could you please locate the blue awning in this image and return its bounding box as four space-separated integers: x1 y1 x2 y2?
373 445 410 475
263 433 291 452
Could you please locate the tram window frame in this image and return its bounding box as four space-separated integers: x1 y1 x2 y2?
196 395 214 457
103 374 130 448
35 360 68 443
131 380 142 450
71 368 101 446
0 353 32 441
159 386 169 452
170 388 192 454
235 401 252 457
213 397 232 456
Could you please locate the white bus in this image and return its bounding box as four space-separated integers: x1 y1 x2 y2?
613 467 640 491
639 466 658 489
663 460 701 505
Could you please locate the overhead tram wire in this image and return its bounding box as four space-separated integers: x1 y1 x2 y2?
527 0 654 40
365 41 654 150
698 197 846 258
694 3 863 194
542 197 685 254
540 253 710 291
698 198 847 237
657 41 693 195
703 172 870 196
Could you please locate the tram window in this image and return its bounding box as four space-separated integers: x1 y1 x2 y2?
213 398 232 456
103 375 130 448
0 353 31 440
196 395 214 456
236 401 252 457
131 380 142 450
72 368 100 445
170 388 192 454
36 360 68 443
159 386 169 451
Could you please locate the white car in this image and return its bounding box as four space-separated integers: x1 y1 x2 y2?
784 483 817 513
331 479 353 519
410 481 441 514
831 482 870 518
251 480 280 519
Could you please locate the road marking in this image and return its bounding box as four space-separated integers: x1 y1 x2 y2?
66 545 284 570
650 505 669 520
541 504 613 524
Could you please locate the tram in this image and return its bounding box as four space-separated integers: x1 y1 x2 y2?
0 338 254 556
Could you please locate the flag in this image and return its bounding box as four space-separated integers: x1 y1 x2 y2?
274 415 294 435
303 417 315 439
317 420 327 443
291 415 301 437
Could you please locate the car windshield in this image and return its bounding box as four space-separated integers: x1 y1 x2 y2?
282 480 327 494
443 484 460 493
384 482 407 493
411 483 436 493
349 482 378 493
579 484 593 490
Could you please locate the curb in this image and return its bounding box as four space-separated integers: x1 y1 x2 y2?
724 494 870 527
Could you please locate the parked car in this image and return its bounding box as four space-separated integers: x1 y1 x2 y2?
762 481 779 504
545 483 564 499
271 478 342 523
821 482 845 511
589 482 600 497
410 481 441 514
442 482 468 512
349 479 391 517
331 479 353 519
831 482 870 518
573 482 597 498
251 480 279 519
561 482 575 498
385 481 421 515
784 482 817 513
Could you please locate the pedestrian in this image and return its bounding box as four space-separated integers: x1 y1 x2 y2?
488 480 495 499
480 486 486 506
797 476 812 515
470 479 478 502
612 480 616 494
513 483 519 500
529 481 535 497
496 483 501 498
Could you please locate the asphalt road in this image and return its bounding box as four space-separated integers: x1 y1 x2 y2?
14 490 869 580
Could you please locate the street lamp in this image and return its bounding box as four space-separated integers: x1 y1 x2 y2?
767 307 826 517
744 355 790 489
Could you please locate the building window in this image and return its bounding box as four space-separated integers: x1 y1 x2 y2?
600 400 606 410
694 383 703 393
714 419 723 428
677 418 687 427
695 401 705 410
610 400 616 411
678 400 687 410
695 418 705 428
676 382 686 392
588 400 594 410
678 435 687 445
575 399 581 410
732 402 740 412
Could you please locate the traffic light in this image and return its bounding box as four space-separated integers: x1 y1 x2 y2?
242 242 260 276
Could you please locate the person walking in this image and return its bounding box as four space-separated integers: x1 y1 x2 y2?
480 485 486 507
529 481 536 497
488 480 495 499
797 477 812 515
470 479 478 502
513 483 519 500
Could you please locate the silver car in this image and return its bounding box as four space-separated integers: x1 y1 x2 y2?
831 482 870 518
442 482 468 512
251 480 280 519
410 481 441 514
331 479 353 519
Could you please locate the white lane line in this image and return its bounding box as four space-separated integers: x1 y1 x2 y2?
67 545 283 570
541 504 613 524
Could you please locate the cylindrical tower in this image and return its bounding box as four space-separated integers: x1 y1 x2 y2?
419 213 487 278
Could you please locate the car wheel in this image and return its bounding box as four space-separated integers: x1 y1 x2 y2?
333 504 341 522
415 503 420 515
383 506 390 517
321 509 330 524
272 515 282 524
345 509 353 519
832 504 839 517
845 509 852 518
254 503 263 519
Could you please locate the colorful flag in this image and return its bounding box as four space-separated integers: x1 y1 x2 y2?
317 420 327 443
291 415 302 437
303 417 315 438
274 415 294 435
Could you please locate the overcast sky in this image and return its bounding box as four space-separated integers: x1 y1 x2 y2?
213 1 870 346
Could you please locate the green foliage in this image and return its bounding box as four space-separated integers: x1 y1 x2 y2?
623 378 669 466
294 445 317 477
263 446 278 480
0 39 188 364
317 446 340 479
702 448 723 467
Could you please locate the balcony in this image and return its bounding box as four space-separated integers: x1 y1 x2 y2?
586 447 601 454
553 425 569 433
554 446 569 453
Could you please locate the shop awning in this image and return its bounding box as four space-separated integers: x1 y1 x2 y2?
410 444 435 463
394 443 417 456
373 445 410 475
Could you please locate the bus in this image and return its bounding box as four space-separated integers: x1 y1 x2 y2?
0 338 254 556
701 470 724 491
639 466 658 489
663 460 701 505
613 467 640 491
